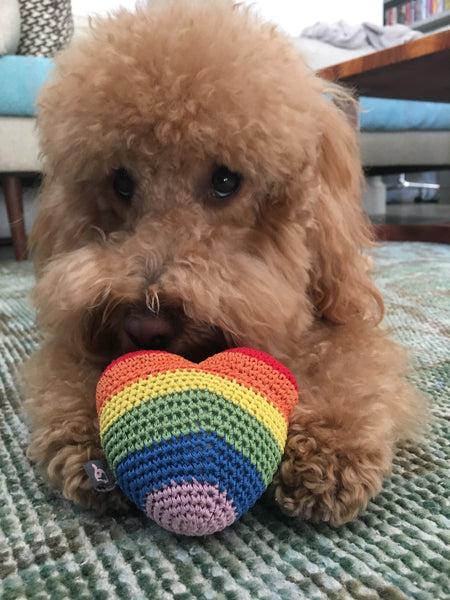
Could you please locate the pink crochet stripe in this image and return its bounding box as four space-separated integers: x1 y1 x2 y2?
145 480 237 536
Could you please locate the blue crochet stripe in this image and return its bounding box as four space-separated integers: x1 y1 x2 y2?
114 431 266 518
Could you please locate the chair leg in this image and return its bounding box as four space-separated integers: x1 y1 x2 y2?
3 175 28 261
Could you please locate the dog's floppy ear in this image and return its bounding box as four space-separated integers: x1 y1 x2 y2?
28 174 92 272
307 85 383 324
28 177 63 268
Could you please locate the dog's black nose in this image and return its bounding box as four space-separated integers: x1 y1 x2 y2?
124 311 176 351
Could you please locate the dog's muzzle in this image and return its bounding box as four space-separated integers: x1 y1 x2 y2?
124 309 176 351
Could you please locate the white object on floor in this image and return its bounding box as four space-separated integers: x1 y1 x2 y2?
0 0 21 55
362 176 386 216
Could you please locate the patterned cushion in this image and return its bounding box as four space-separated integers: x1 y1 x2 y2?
17 0 74 58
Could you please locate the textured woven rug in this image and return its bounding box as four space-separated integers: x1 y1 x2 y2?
1 242 449 600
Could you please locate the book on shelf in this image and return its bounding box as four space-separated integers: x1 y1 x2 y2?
384 0 449 26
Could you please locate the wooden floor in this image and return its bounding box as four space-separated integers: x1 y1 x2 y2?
373 223 450 243
371 202 450 243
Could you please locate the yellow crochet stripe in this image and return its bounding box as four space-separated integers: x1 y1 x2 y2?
99 369 287 450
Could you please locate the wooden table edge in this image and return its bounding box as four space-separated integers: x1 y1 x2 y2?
318 29 450 82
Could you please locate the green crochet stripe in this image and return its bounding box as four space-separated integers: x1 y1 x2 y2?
101 388 283 486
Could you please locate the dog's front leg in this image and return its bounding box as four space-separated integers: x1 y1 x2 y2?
270 323 424 526
23 341 129 511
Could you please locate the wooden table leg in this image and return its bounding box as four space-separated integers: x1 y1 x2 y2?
3 175 28 261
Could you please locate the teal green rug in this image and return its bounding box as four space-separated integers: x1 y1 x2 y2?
1 243 449 600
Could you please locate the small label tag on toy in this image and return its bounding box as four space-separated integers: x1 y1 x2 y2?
83 459 117 493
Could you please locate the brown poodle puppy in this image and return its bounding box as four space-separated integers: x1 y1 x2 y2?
23 0 425 525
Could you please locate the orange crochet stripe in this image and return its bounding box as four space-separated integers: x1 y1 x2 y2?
96 351 197 414
97 348 299 424
205 349 298 422
225 348 298 392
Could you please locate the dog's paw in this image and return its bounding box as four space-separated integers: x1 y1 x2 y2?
63 475 131 515
271 426 392 526
29 439 131 514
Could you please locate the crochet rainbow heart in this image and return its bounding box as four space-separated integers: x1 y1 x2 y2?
96 347 298 535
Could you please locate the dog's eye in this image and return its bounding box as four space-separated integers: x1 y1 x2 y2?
113 168 135 201
211 166 241 199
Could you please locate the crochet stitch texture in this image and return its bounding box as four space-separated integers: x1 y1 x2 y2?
96 347 298 535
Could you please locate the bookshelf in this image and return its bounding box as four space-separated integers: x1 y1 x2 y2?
384 0 450 32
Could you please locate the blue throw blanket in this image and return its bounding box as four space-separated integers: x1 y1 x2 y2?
360 96 450 131
1 54 449 132
0 55 53 117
